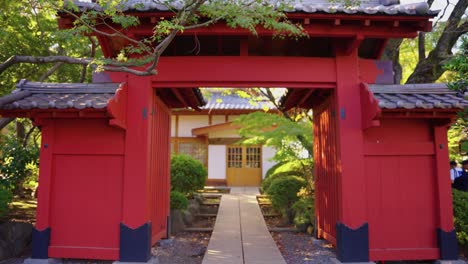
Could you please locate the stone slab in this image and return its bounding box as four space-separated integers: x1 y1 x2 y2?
113 256 159 264
433 260 467 264
330 258 375 264
23 258 62 264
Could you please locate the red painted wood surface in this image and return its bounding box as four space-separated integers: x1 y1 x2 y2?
152 57 337 88
364 119 439 261
120 75 154 229
334 50 367 229
43 119 125 260
314 96 340 245
433 125 455 232
149 93 171 244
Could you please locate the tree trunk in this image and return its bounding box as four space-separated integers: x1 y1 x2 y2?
381 39 403 84
406 0 468 84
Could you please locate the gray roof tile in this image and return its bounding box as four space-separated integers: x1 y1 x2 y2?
0 80 121 111
202 92 274 110
369 83 468 110
72 0 436 16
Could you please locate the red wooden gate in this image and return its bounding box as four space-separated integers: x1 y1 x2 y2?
314 95 340 245
149 92 171 243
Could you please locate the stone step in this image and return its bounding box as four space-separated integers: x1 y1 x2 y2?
184 227 213 232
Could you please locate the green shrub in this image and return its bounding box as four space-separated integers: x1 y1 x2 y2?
267 176 306 222
453 189 468 247
170 191 188 210
292 187 315 232
262 160 312 193
0 185 12 217
261 172 282 193
0 136 39 193
265 162 286 179
171 154 207 195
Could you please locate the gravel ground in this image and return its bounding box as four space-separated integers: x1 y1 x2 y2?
0 232 210 264
153 232 210 264
271 232 468 264
271 232 337 264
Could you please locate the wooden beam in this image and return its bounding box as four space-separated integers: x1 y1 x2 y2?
345 35 364 56
171 88 189 107
297 88 316 107
150 56 337 88
192 122 241 136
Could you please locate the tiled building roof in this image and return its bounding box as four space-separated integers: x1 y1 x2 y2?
202 92 275 111
72 0 436 16
369 84 468 110
0 80 120 110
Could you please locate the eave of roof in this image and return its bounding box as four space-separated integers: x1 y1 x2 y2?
280 83 468 111
0 80 121 111
71 0 437 16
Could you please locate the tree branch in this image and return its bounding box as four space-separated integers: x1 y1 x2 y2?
406 0 468 84
39 62 64 82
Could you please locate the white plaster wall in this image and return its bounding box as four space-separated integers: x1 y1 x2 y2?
262 146 276 179
178 116 209 137
208 145 226 179
171 116 176 137
211 115 226 125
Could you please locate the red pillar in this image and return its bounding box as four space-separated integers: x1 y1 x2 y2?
434 124 458 260
334 49 369 262
119 74 154 262
32 120 54 259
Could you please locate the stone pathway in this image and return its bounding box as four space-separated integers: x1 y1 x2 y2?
202 187 286 264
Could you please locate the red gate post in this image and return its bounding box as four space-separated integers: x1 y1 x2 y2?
334 47 370 263
434 124 459 260
117 74 154 262
31 119 54 259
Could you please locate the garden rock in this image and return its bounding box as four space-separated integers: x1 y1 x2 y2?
170 210 186 235
158 238 174 249
0 221 33 260
182 210 194 226
189 246 206 257
187 200 200 215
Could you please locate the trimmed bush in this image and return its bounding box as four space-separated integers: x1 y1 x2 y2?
0 185 12 217
262 159 313 193
292 187 315 232
267 176 306 222
453 189 468 247
170 191 189 210
265 162 286 179
171 154 207 195
261 173 283 193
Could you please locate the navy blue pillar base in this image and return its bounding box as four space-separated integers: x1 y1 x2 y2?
120 222 152 262
336 222 369 263
437 228 458 260
32 228 51 259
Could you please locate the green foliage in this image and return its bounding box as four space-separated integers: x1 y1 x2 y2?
0 1 96 95
0 185 12 217
267 176 306 214
0 134 40 192
170 154 207 195
236 112 313 162
445 36 468 94
292 187 315 232
262 159 312 193
265 162 286 179
446 37 468 160
170 191 189 210
453 189 468 247
399 23 447 83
